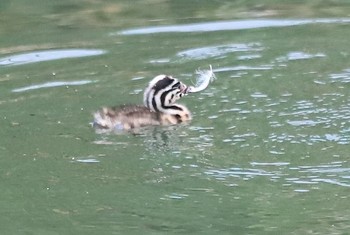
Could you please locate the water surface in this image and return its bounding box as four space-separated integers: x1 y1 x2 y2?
1 1 350 234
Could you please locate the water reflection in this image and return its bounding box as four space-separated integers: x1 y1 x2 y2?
275 51 326 62
150 42 264 64
176 43 263 60
160 193 189 200
330 68 350 83
116 18 350 35
3 1 350 233
237 54 262 60
205 161 350 191
205 167 275 178
12 80 96 92
214 65 273 72
142 127 189 156
74 158 100 163
0 49 106 67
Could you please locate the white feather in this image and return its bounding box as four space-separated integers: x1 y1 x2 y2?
187 65 216 93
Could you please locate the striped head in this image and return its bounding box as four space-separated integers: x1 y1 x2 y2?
143 75 187 113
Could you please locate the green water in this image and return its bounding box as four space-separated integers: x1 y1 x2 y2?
1 1 350 234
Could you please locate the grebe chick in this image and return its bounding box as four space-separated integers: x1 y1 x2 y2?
93 75 191 131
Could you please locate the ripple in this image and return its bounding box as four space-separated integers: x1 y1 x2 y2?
75 159 100 163
149 43 265 64
294 189 310 193
149 58 170 64
0 49 106 67
251 92 268 98
330 68 350 83
176 43 263 60
205 161 350 192
311 179 350 187
161 193 189 200
325 134 341 142
221 132 258 146
269 150 286 155
287 120 327 127
291 162 350 188
276 51 326 62
188 133 214 151
116 18 350 35
205 167 275 179
300 166 350 174
12 80 96 92
269 132 350 145
250 162 290 166
214 65 273 73
72 156 101 163
237 54 262 60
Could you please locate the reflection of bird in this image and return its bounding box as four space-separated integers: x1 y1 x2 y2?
93 75 191 131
